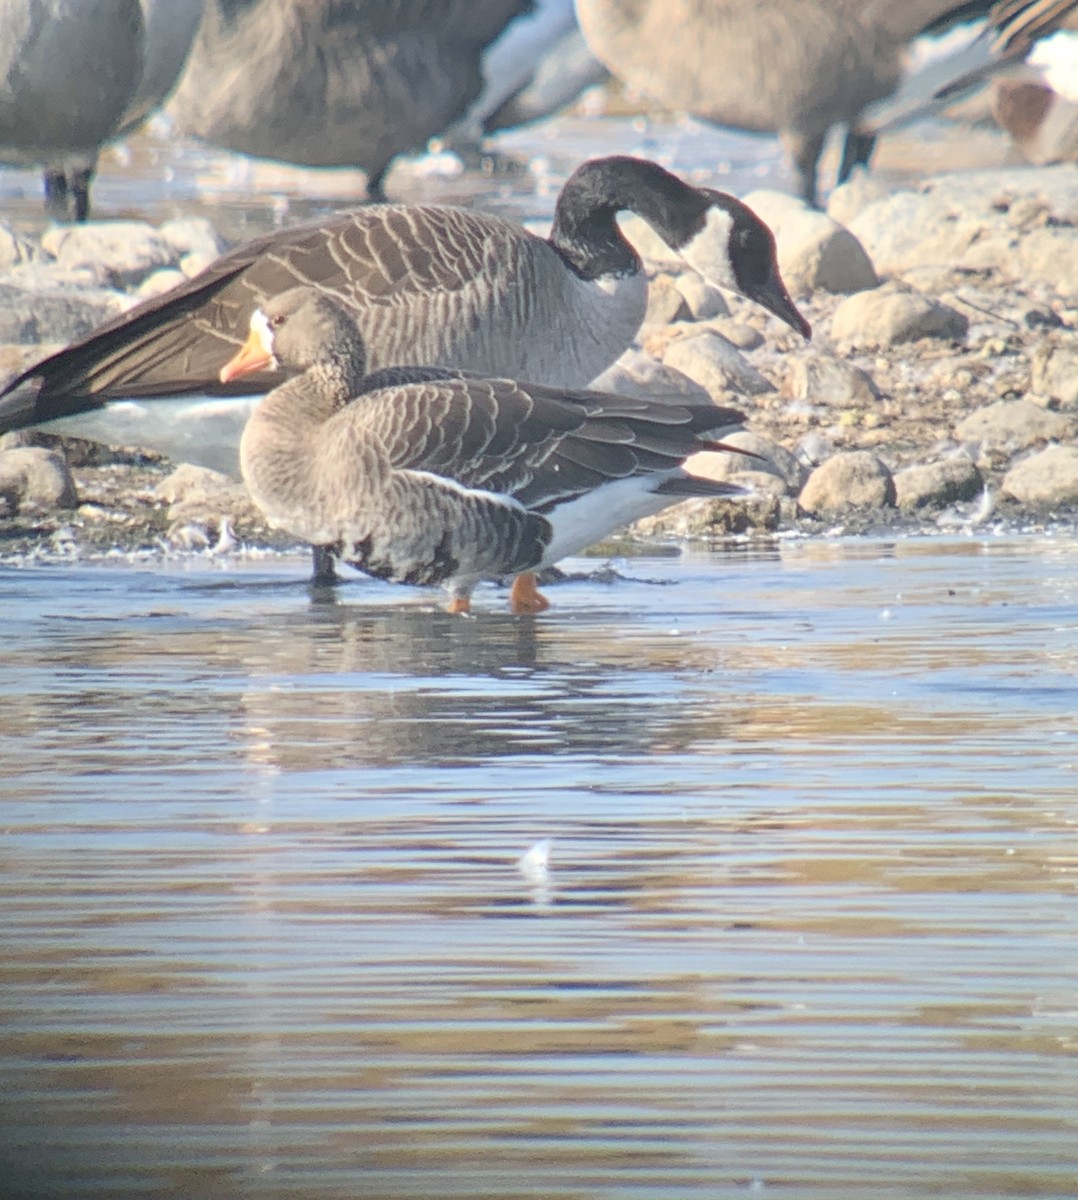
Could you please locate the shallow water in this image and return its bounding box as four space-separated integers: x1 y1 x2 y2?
2 535 1078 1199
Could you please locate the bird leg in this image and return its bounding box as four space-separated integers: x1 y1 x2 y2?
509 572 550 615
837 128 878 186
309 544 339 586
447 597 472 616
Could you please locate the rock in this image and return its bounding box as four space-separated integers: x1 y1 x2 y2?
742 189 878 295
830 282 968 348
658 330 773 398
954 399 1073 454
5 259 119 291
1031 338 1078 407
154 463 259 526
0 447 78 513
0 221 41 271
1002 444 1078 506
642 275 692 329
0 284 126 343
590 349 712 404
685 429 803 493
1010 228 1078 296
618 213 682 269
674 270 730 320
784 354 879 409
179 251 220 280
158 217 225 262
136 269 188 300
992 79 1078 167
799 451 896 514
848 191 963 275
826 171 892 228
894 456 984 510
703 318 762 350
41 222 179 286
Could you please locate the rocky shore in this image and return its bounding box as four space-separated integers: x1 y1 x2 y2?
1 161 1076 567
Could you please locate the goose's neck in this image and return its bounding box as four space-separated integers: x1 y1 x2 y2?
262 358 361 429
549 156 709 281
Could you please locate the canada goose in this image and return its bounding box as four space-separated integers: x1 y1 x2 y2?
0 0 202 220
573 0 1078 206
0 155 810 480
166 0 538 199
223 287 752 613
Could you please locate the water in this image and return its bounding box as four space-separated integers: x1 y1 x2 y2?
2 534 1078 1199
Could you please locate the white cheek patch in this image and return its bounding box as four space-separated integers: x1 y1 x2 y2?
251 308 279 367
677 206 738 293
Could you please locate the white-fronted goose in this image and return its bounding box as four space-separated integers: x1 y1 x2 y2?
0 155 809 479
222 287 752 613
573 0 1078 206
166 0 537 199
0 0 202 221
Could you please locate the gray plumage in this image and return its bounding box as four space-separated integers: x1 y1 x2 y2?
167 0 535 197
0 156 808 468
573 0 1078 205
233 287 748 608
0 0 202 220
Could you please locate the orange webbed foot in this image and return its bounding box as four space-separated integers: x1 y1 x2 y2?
509 572 550 615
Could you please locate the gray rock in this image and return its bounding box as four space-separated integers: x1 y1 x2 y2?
590 350 712 404
158 217 225 262
1031 338 1078 408
954 399 1073 454
848 191 964 275
5 259 119 290
674 270 730 320
703 318 762 350
642 275 692 329
830 283 968 348
826 171 892 228
0 447 78 513
894 456 984 510
1002 444 1078 506
799 451 896 514
136 268 188 300
0 284 126 343
179 251 222 280
684 429 803 493
660 330 773 398
742 189 878 296
784 354 879 409
1014 229 1078 298
41 222 179 287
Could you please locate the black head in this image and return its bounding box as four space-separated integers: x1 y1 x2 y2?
684 190 811 339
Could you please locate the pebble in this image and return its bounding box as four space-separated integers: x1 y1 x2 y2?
658 330 773 398
0 447 79 513
830 283 968 349
893 455 984 511
684 429 803 493
674 271 730 320
1002 444 1078 506
798 451 896 515
0 283 127 344
589 350 711 405
784 354 879 410
642 275 692 329
954 399 1074 456
742 189 878 296
1030 338 1078 407
41 222 180 287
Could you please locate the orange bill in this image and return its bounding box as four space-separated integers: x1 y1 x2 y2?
219 323 274 383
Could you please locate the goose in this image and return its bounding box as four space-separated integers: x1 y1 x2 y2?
0 0 203 221
166 0 538 199
573 0 1078 206
0 155 810 480
222 287 753 614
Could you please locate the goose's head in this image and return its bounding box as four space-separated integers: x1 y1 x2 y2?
220 287 366 383
680 189 811 340
554 157 810 339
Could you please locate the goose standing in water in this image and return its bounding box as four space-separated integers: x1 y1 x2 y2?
166 0 537 199
0 155 809 478
0 0 203 220
573 0 1078 205
222 287 752 614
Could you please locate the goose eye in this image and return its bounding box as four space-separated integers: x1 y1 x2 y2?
269 313 287 329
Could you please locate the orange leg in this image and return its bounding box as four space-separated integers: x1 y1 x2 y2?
446 596 471 616
509 572 550 615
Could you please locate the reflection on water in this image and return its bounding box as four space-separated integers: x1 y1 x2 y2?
2 536 1078 1199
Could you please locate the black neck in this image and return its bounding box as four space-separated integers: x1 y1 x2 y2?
548 156 711 281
